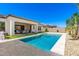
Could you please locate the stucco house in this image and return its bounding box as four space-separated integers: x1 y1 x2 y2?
0 14 41 36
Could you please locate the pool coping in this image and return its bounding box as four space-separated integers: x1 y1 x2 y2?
0 33 44 43
46 32 66 56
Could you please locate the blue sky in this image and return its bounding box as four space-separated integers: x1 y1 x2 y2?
0 3 78 27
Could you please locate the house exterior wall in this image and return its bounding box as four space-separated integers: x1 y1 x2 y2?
38 25 46 32
3 16 39 35
41 26 46 32
0 15 50 35
0 18 5 22
7 16 39 34
31 25 38 33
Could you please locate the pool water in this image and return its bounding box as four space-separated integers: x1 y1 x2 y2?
20 34 61 52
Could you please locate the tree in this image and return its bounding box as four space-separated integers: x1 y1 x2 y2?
66 13 79 39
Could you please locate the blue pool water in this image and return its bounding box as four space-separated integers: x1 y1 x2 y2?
20 34 61 51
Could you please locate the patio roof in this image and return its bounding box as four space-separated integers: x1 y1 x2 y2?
6 14 39 24
0 14 40 25
0 14 6 18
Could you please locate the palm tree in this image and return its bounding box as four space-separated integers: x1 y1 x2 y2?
66 16 74 34
72 13 78 33
66 4 79 39
76 3 79 11
66 13 79 39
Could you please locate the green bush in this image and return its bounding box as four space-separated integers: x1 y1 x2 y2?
4 33 11 39
45 28 48 32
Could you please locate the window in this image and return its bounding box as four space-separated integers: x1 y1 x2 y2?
33 25 35 29
38 26 41 30
0 22 5 31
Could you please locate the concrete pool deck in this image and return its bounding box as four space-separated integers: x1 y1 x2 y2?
0 40 60 56
0 32 66 56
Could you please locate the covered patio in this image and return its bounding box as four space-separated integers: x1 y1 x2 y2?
15 22 32 34
5 15 39 36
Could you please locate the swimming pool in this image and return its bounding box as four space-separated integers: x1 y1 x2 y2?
20 34 61 52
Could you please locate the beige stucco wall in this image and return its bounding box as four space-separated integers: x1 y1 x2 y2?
0 18 6 22
41 27 46 32
47 27 65 33
38 25 47 32
31 24 38 33
5 18 15 35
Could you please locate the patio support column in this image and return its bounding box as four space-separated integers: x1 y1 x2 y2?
35 25 38 32
31 25 34 33
5 19 15 36
40 26 43 32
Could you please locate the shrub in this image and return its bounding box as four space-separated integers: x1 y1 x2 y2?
4 33 11 39
45 28 48 32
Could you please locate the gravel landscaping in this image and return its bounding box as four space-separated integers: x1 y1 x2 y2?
65 34 79 56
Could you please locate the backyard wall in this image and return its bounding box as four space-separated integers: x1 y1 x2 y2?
47 27 65 33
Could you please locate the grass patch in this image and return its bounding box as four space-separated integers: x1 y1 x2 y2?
5 32 43 39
